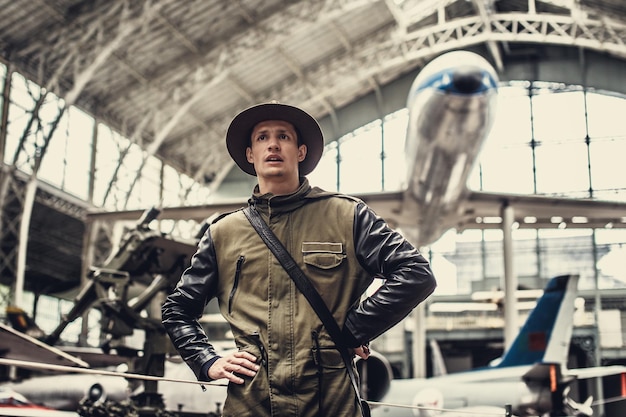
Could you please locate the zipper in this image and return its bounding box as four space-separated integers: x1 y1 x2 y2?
312 330 324 415
228 255 245 315
251 331 268 370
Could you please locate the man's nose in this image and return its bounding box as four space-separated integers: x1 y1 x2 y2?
267 136 280 149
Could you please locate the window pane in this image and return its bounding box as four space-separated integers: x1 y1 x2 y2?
587 92 626 138
382 109 408 191
535 142 589 196
595 229 626 288
338 120 383 193
589 138 626 196
474 144 535 193
532 90 586 142
537 231 598 290
136 155 162 207
309 142 338 191
471 85 533 192
487 85 532 146
162 165 185 206
94 124 125 208
63 107 94 199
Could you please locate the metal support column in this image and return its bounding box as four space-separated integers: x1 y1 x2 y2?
501 202 518 350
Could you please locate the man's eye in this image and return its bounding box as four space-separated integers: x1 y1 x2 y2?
257 135 266 141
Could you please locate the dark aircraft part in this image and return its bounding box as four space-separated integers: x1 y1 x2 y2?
106 234 194 284
519 362 592 416
355 350 393 402
44 279 101 345
25 207 199 415
136 207 161 229
5 305 45 339
85 383 106 404
44 207 196 344
77 396 177 417
452 68 483 94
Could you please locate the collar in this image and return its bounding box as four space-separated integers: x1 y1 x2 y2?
248 178 339 218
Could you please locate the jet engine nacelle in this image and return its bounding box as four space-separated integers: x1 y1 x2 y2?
355 350 394 402
84 383 107 405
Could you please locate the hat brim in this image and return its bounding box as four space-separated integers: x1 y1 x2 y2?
226 103 324 176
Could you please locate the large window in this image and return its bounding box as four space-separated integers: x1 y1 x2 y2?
1 65 211 213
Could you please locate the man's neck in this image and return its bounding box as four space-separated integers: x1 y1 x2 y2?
257 176 301 196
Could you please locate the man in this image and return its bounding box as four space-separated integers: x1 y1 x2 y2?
161 102 436 417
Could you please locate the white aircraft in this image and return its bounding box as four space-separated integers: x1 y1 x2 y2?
0 388 79 417
0 320 131 413
362 274 626 417
0 330 228 416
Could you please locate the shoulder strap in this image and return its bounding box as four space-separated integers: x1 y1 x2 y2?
243 206 369 416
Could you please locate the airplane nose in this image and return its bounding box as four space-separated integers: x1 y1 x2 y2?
452 69 483 94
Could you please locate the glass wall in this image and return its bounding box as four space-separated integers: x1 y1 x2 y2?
1 66 211 215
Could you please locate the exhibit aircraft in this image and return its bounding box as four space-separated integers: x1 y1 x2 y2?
364 274 626 417
0 388 79 417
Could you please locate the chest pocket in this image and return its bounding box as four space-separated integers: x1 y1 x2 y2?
302 242 345 269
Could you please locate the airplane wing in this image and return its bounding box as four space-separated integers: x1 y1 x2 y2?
85 200 249 223
0 322 89 368
567 365 626 380
84 193 407 230
0 407 79 417
4 306 128 368
356 189 626 238
0 387 81 417
54 347 129 368
459 190 626 230
82 190 626 250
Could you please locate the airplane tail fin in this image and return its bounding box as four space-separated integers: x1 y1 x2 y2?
429 339 448 376
494 274 579 368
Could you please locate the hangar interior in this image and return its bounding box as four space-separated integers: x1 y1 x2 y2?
0 0 626 415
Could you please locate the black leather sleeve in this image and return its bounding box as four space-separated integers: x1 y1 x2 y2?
342 202 437 346
161 227 221 381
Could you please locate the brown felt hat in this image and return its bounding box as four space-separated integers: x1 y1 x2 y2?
226 102 324 176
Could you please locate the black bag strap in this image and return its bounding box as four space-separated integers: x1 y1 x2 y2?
243 206 369 416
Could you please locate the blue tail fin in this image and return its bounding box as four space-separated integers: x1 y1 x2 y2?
494 274 578 368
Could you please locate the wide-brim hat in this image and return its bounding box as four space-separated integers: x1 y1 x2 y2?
226 102 324 176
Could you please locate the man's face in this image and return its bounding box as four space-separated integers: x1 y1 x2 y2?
246 120 307 179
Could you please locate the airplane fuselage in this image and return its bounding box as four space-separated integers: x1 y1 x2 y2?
370 368 552 417
399 51 498 246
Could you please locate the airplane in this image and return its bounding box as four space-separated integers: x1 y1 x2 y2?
0 330 228 416
361 274 626 417
0 388 79 417
0 319 131 414
0 355 223 416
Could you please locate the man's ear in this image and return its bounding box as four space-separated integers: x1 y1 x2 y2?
298 144 307 162
246 147 253 163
